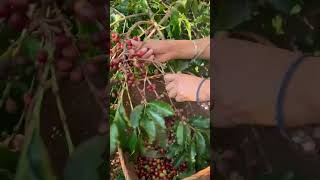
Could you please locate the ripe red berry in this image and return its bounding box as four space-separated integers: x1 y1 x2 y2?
111 33 120 42
56 59 73 72
9 0 29 12
135 51 145 58
126 39 132 46
73 1 97 23
62 46 79 60
117 43 123 49
5 97 17 114
70 68 83 82
0 3 10 19
8 13 28 31
37 49 48 63
23 92 32 107
133 36 139 41
77 39 88 51
54 35 71 48
85 62 98 74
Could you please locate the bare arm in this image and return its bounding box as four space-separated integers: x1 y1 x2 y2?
213 37 320 127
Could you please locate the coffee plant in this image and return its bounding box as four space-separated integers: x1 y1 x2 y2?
0 0 107 180
110 0 210 179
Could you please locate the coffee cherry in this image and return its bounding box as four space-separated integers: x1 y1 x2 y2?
37 49 48 64
74 1 97 23
56 59 73 72
135 51 144 58
5 97 17 114
62 46 79 60
8 13 28 31
77 39 88 51
85 62 98 74
111 33 119 42
0 3 10 19
54 35 71 48
23 92 32 107
70 68 83 82
9 0 29 12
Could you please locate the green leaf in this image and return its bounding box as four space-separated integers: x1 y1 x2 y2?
128 130 138 154
191 0 199 16
184 125 191 146
130 105 144 128
110 123 119 155
290 4 301 15
118 103 129 123
148 101 174 117
20 35 41 61
146 109 166 129
155 127 168 148
272 15 285 35
141 119 156 143
190 141 197 163
189 116 210 129
64 135 107 180
142 149 161 158
195 132 206 155
15 132 55 180
174 153 186 168
176 122 184 146
179 14 192 40
215 0 251 30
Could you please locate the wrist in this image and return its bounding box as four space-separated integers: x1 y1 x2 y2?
199 79 210 102
171 40 195 60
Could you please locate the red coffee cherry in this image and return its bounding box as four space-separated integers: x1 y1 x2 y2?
37 49 48 64
5 97 17 114
8 13 29 31
56 59 73 72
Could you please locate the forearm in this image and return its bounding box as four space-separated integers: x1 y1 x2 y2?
171 37 210 60
213 37 320 127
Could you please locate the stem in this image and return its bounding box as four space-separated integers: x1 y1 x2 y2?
50 65 74 154
111 13 148 27
0 82 12 108
126 85 134 110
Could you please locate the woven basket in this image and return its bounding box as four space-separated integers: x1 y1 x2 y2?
117 147 210 180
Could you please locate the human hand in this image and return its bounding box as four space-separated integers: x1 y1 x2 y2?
164 73 210 102
128 39 179 63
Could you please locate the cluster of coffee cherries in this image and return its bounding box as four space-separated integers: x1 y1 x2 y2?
110 151 122 179
110 33 158 92
0 0 32 31
4 91 32 114
136 156 188 180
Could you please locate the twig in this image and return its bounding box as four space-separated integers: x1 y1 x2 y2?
111 13 148 27
50 65 74 154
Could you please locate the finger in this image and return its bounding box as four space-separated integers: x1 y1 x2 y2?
128 49 135 57
135 48 149 57
146 55 155 62
175 95 185 102
164 74 176 83
167 88 177 98
165 81 175 91
131 40 141 48
142 49 154 59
